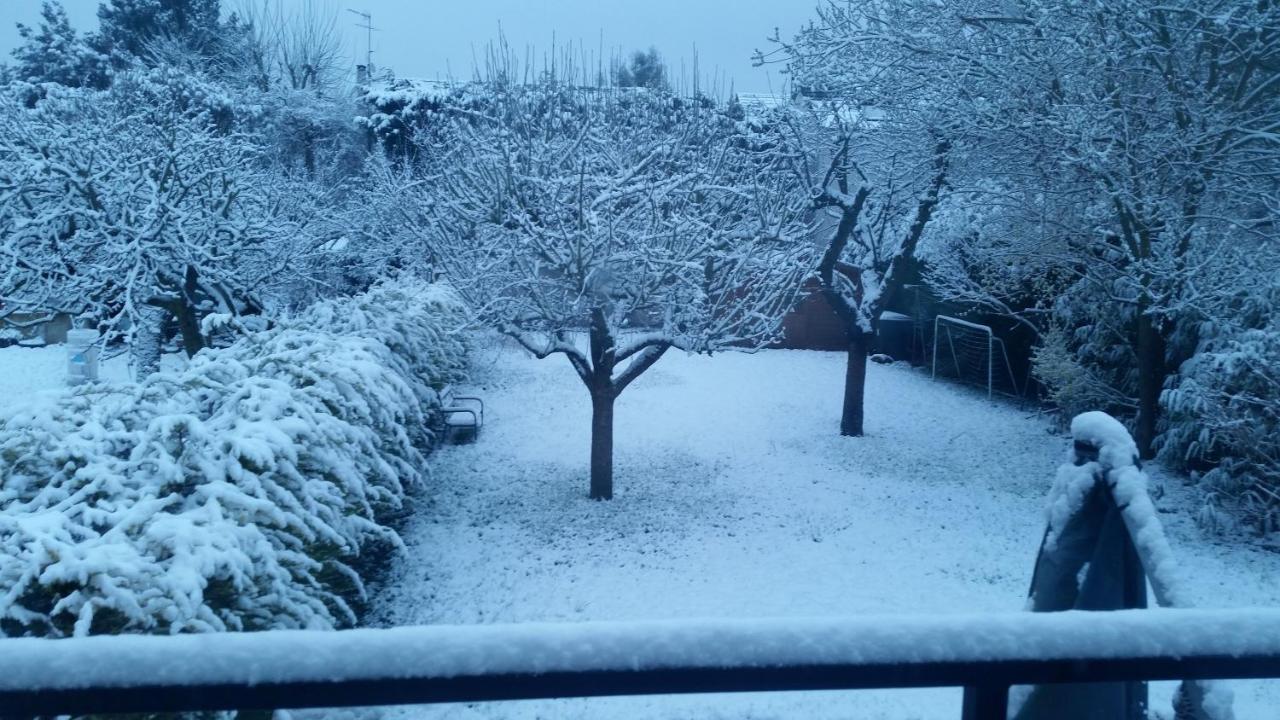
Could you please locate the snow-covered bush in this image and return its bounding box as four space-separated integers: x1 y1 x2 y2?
0 281 467 638
1031 322 1140 427
1161 281 1280 535
294 281 469 399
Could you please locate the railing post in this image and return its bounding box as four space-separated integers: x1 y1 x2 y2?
962 684 1009 720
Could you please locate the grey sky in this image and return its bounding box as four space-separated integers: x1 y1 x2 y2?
0 0 813 95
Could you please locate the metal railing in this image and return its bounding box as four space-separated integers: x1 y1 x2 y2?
3 609 1279 718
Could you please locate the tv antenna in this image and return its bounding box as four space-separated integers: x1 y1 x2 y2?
347 9 378 71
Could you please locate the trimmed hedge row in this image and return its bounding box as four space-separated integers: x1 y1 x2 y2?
0 281 468 637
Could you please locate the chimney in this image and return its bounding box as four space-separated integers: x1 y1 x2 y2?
356 64 369 84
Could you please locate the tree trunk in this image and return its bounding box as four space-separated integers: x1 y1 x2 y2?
173 299 205 358
589 390 615 500
303 131 316 176
841 331 870 436
1135 310 1164 460
585 307 619 500
131 306 165 378
176 265 207 358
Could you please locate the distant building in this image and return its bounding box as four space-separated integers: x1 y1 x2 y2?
0 311 72 347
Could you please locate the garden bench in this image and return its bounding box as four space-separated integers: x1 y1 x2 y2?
439 385 484 444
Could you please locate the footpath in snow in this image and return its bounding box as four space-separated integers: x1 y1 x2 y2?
371 344 1280 720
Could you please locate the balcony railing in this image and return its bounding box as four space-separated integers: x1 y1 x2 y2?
3 608 1279 719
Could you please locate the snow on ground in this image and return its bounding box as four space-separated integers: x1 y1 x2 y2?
0 344 133 413
370 342 1280 720
1 342 1275 718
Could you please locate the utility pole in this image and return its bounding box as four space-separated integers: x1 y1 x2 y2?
347 9 378 74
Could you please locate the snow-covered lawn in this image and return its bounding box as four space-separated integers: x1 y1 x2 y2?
0 344 133 413
372 343 1280 720
1 342 1275 718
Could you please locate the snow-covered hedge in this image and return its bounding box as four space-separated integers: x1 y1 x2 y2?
0 281 468 638
296 281 469 403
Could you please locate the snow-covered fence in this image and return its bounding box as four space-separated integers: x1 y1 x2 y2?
1 609 1279 717
0 281 468 638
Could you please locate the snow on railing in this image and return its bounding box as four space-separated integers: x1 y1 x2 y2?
3 609 1280 717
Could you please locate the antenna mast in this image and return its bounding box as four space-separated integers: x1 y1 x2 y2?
347 9 378 72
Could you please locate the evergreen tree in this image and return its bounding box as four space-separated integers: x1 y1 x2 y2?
725 93 745 121
613 47 668 90
11 1 107 88
92 0 223 64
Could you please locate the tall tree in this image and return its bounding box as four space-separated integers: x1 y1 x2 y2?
1037 0 1279 458
772 0 965 436
93 0 223 65
809 117 948 437
389 82 812 499
891 0 1280 457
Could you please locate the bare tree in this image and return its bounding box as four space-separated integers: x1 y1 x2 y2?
230 0 345 93
781 106 949 436
388 82 813 499
767 0 967 437
0 74 299 366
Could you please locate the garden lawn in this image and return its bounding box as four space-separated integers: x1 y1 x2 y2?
0 344 132 413
371 342 1280 720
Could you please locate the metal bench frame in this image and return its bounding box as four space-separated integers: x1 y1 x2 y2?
439 385 484 443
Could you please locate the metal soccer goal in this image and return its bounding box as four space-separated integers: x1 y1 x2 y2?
931 315 1020 399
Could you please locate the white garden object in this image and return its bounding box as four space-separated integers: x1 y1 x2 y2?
65 329 99 386
932 315 1019 399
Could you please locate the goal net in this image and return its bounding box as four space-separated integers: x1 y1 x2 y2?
931 315 1020 399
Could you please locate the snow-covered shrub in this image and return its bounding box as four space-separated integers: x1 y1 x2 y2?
277 279 470 474
1031 323 1138 425
294 280 469 400
1160 282 1280 534
0 282 468 638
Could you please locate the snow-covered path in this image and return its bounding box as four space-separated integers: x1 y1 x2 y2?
370 344 1279 719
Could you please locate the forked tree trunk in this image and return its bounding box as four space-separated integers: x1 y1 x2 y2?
151 265 208 359
1134 310 1165 460
589 390 615 500
841 330 870 436
147 297 205 359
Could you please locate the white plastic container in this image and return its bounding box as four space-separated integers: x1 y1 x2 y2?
66 328 101 386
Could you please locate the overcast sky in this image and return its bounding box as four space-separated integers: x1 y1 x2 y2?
0 0 813 95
